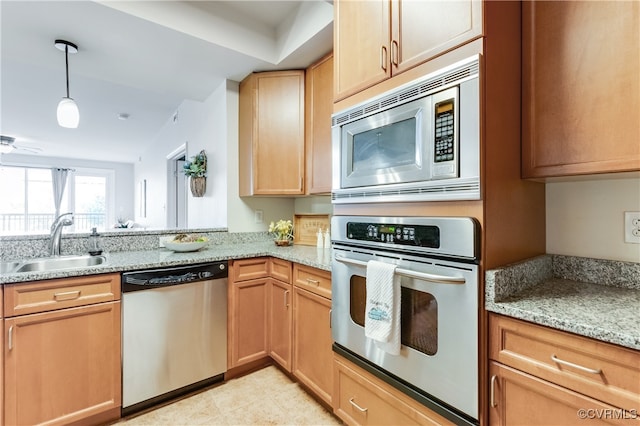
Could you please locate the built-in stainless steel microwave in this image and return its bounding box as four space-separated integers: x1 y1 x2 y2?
331 55 481 203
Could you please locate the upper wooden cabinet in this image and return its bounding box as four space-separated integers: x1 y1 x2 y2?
239 70 305 195
305 53 334 194
334 0 482 101
522 1 640 178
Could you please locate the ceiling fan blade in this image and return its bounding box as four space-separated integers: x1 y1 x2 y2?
15 145 43 154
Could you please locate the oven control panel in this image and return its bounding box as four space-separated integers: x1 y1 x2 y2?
346 222 440 248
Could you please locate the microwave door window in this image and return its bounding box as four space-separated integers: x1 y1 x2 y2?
351 118 417 177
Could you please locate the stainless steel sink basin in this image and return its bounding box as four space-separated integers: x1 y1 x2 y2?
0 261 21 274
11 255 107 273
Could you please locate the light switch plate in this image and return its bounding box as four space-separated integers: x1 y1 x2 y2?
624 211 640 244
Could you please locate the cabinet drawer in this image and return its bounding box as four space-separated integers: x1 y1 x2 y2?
489 314 640 413
293 263 331 299
489 362 634 426
333 355 454 425
231 257 269 282
270 258 292 283
4 273 120 316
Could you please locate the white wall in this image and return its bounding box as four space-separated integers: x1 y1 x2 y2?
136 81 229 229
546 175 640 262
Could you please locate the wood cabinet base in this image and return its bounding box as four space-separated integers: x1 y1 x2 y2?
4 301 121 426
333 354 455 425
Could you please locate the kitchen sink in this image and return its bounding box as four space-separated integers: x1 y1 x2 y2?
6 255 107 274
0 261 21 274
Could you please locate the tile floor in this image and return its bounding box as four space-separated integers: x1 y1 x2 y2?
119 366 342 425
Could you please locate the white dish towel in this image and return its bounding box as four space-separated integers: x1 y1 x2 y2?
364 260 401 355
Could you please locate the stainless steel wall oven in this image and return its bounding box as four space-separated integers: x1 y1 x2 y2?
331 216 479 425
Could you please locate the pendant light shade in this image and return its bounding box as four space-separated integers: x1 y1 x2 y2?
57 97 80 128
55 40 79 128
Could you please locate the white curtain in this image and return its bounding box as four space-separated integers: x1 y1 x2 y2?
51 168 70 218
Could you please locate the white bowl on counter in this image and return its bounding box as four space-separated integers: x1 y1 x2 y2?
164 240 208 252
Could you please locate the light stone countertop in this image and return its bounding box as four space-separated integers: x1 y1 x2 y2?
486 254 640 351
1 242 332 284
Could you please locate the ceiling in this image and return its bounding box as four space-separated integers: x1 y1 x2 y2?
0 0 333 163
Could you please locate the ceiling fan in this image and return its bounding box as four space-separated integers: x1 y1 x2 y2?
0 136 42 154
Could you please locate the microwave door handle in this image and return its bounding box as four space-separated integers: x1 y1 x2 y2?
334 255 466 284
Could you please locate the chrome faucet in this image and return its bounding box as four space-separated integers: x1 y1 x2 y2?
50 213 74 256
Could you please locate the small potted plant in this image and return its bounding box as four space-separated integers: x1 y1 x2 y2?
268 219 294 246
183 150 207 197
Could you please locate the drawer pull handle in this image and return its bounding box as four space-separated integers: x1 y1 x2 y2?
284 290 290 308
349 397 368 414
551 354 602 375
380 46 387 72
54 290 81 301
8 325 14 350
306 278 320 286
490 375 498 408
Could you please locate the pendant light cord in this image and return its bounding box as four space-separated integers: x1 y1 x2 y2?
65 45 70 98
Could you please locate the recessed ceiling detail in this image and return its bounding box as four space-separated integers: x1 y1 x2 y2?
0 1 333 163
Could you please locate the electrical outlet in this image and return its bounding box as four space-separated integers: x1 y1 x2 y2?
254 210 264 224
624 211 640 244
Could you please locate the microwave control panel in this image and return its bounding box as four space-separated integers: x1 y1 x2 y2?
434 99 455 163
346 222 440 248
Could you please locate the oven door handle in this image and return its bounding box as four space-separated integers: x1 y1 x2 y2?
335 255 466 284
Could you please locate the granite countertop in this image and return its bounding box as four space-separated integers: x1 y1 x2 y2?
485 254 640 351
1 242 332 284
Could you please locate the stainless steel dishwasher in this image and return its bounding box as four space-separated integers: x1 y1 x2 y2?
121 261 227 415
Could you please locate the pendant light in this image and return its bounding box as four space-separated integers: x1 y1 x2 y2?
55 40 79 128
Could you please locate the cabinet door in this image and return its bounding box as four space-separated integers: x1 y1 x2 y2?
4 302 121 426
522 1 640 177
293 286 333 405
269 279 293 371
228 278 269 368
334 0 390 101
305 53 334 194
391 0 482 75
240 71 305 195
489 362 632 426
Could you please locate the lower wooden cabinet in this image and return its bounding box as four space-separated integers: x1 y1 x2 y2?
489 362 633 426
269 277 293 371
333 355 454 425
293 285 333 405
489 314 640 425
1 287 3 425
228 277 269 368
4 301 121 426
3 273 121 426
229 258 333 406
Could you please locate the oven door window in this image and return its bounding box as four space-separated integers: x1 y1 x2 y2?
350 275 438 356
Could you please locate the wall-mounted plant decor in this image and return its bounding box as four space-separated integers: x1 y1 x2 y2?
183 150 207 197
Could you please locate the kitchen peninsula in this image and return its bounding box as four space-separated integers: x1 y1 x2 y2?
0 230 331 284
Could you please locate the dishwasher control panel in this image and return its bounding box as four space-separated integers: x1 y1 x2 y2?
122 261 227 292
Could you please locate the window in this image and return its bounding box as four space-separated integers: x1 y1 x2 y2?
0 166 114 234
